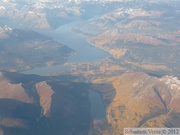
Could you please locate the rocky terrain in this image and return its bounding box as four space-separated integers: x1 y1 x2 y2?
0 26 74 71
0 0 125 28
1 0 172 29
93 72 180 135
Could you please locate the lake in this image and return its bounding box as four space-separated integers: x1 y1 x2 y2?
88 90 106 119
22 21 110 75
54 23 110 63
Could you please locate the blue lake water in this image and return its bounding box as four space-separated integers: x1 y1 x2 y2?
88 90 106 119
22 22 110 75
53 23 110 63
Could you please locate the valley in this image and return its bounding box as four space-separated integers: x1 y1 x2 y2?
0 0 180 135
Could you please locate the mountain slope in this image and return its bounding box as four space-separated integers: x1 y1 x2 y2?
0 26 74 71
0 71 92 135
74 1 180 76
93 72 180 135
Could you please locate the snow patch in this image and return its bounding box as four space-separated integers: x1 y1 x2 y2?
160 76 180 90
0 6 5 10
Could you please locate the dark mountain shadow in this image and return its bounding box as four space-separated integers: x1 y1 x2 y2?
0 71 116 135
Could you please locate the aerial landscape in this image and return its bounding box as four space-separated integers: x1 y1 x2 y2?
0 0 180 135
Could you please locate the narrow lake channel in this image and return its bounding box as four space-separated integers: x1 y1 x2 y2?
88 90 106 120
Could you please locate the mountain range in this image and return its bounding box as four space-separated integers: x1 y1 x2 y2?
93 72 180 134
0 71 92 135
1 0 176 28
0 71 179 135
0 0 180 134
0 26 74 71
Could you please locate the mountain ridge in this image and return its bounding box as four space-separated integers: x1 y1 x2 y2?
0 71 92 135
92 72 180 134
0 26 74 72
